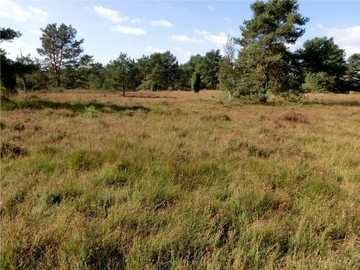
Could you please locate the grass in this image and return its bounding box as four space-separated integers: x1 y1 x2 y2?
1 90 360 269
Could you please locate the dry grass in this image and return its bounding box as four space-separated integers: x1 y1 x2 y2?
307 92 360 106
10 89 220 106
1 90 360 269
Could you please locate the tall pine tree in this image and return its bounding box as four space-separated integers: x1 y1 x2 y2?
235 0 309 95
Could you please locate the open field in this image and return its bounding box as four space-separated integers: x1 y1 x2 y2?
1 90 360 269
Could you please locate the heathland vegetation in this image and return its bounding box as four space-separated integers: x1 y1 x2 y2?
1 90 360 268
1 0 360 268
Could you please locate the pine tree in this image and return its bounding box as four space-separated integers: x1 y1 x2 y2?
235 0 309 95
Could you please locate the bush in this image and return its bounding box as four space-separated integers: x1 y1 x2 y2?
84 105 98 117
191 72 201 93
150 81 158 92
302 72 336 93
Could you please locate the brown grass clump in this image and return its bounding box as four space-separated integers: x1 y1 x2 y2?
281 110 309 123
0 142 27 158
200 113 231 122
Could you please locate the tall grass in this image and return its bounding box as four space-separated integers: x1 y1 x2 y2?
1 90 360 268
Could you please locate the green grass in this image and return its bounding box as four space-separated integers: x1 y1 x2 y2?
1 91 360 269
0 96 149 114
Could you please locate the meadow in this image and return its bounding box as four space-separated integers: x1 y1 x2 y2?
1 90 360 269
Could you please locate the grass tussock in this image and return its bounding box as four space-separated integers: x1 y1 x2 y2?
1 90 360 269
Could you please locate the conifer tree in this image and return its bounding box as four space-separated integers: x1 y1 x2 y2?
236 0 309 95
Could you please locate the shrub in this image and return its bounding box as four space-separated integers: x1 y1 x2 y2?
151 81 158 92
191 72 201 93
84 105 98 117
302 72 336 93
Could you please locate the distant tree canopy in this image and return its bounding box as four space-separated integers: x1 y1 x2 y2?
344 53 360 92
137 51 180 91
298 37 347 93
1 28 38 94
3 0 357 98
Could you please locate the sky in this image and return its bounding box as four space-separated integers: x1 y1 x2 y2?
1 0 359 65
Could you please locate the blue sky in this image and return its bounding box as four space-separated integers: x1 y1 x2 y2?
1 0 359 65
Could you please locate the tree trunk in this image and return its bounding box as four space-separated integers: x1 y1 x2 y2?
263 63 269 90
55 70 61 88
21 75 27 92
122 70 125 96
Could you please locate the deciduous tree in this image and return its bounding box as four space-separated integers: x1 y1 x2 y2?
219 35 238 101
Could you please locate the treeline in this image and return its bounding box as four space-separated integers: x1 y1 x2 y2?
1 0 360 99
0 24 222 95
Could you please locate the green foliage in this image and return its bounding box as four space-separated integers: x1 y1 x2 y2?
182 51 221 90
150 81 158 92
297 37 347 93
201 50 222 89
191 71 201 93
137 51 180 90
0 27 22 41
235 0 309 95
219 35 238 101
84 105 99 117
344 53 360 92
302 72 336 93
0 28 25 94
0 51 17 94
13 54 38 91
37 23 84 88
22 68 50 90
104 53 139 95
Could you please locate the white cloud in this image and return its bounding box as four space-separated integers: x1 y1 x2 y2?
27 6 48 22
208 6 214 11
194 30 209 35
145 46 166 53
195 30 228 48
171 35 202 43
78 30 85 37
112 24 146 35
1 39 38 59
92 5 128 22
224 18 231 23
28 29 42 35
151 20 174 28
0 0 30 21
317 24 360 58
131 18 142 23
174 47 192 57
342 46 360 58
0 0 48 22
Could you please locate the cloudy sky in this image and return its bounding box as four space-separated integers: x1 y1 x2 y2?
1 0 359 65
